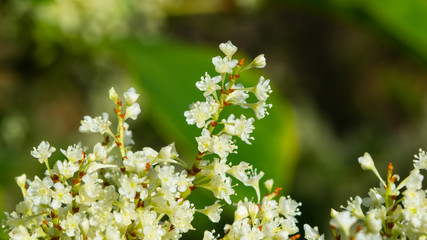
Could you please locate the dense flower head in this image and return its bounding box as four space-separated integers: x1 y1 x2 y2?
329 152 427 240
3 41 284 240
7 40 424 240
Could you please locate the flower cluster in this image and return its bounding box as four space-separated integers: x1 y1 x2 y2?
3 87 201 239
203 186 303 240
2 41 306 240
325 152 426 240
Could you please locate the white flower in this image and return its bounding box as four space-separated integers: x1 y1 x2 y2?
118 173 145 202
184 97 219 128
342 196 364 218
31 141 56 164
225 83 249 105
405 168 423 191
53 160 79 179
362 187 385 208
198 201 223 222
365 212 382 234
124 103 141 120
157 142 179 162
123 122 135 145
211 134 237 159
254 76 272 101
330 210 358 237
60 143 84 164
196 128 213 153
124 150 151 173
124 87 140 105
51 182 73 209
155 165 179 193
196 72 222 98
88 142 107 161
212 56 238 74
201 175 235 204
79 112 111 134
26 176 53 206
278 196 302 222
250 100 272 119
304 224 325 240
60 212 83 237
9 225 39 240
414 148 427 170
219 41 238 58
223 114 255 144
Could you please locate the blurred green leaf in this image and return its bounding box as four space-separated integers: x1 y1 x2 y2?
113 40 299 189
285 0 427 64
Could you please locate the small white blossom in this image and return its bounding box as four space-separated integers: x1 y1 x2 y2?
254 76 272 101
414 148 427 170
184 97 219 128
304 224 325 240
124 87 140 105
79 112 111 134
51 182 73 209
223 114 255 144
124 103 141 120
31 141 56 164
26 176 53 206
250 100 272 119
211 134 237 159
198 201 223 223
342 196 364 218
196 72 222 98
88 142 107 161
60 143 84 164
225 83 249 105
330 210 358 237
196 128 213 153
212 56 238 74
278 196 302 222
118 173 145 202
53 160 79 180
219 41 238 58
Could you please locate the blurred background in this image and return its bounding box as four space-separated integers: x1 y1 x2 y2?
1 0 427 238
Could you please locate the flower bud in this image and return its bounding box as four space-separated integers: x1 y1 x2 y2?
219 41 238 58
109 87 119 102
358 152 376 171
252 54 266 68
15 174 27 197
264 179 274 193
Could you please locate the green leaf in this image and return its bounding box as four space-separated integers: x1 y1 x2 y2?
112 39 299 193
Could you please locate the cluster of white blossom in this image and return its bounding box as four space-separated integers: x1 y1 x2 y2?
184 41 305 240
3 86 202 239
203 184 303 240
2 41 307 240
325 152 427 240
